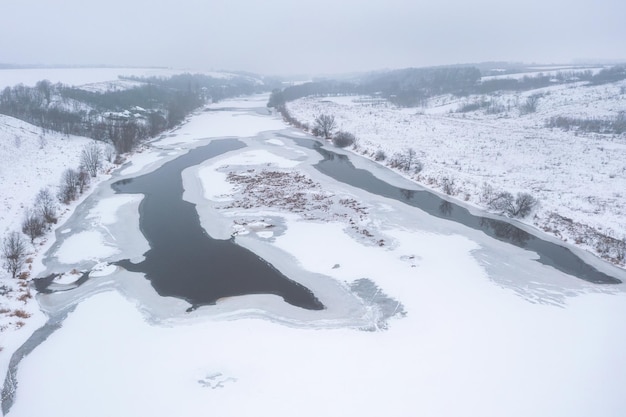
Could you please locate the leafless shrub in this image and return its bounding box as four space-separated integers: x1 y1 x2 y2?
18 292 32 303
458 101 482 113
104 145 115 163
442 177 456 195
332 131 356 148
519 94 540 115
374 149 386 161
389 148 423 173
480 182 495 204
9 309 31 319
38 134 47 149
0 284 11 296
485 100 506 114
547 112 626 134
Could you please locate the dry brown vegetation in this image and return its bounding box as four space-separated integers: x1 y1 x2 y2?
221 168 384 246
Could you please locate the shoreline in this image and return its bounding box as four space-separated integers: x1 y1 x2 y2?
4 95 626 417
284 92 626 270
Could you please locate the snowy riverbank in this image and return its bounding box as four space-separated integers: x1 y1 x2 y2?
285 80 626 267
2 94 626 417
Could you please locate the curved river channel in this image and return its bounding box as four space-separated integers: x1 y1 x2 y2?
4 99 626 415
107 133 621 311
111 139 325 311
111 133 621 313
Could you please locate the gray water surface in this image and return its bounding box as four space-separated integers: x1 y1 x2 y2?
293 138 621 285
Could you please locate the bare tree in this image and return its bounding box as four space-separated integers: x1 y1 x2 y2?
80 141 103 177
480 182 495 204
2 231 27 278
77 170 90 194
35 79 52 106
487 191 514 213
313 114 337 139
104 144 115 163
510 192 538 217
58 168 80 204
487 190 537 218
35 188 58 224
38 133 47 149
22 208 46 243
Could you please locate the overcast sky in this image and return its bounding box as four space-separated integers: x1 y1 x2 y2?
1 0 624 75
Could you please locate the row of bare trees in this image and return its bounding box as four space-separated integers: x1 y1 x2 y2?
1 142 108 278
1 186 59 278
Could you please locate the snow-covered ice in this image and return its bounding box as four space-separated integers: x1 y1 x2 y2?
3 93 626 417
54 231 119 264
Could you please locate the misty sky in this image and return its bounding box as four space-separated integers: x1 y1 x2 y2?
1 0 624 75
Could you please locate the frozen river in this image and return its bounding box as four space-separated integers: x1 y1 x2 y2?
4 95 626 417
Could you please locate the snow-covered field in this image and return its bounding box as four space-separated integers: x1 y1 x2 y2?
0 67 247 90
2 89 626 417
286 79 626 266
0 114 112 373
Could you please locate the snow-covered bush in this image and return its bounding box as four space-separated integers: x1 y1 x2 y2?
389 148 423 173
519 95 540 115
332 131 356 148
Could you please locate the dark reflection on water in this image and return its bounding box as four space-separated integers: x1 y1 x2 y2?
438 200 453 217
293 138 620 285
112 139 324 310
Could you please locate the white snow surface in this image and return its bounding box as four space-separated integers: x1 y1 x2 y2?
0 67 174 89
86 195 142 225
2 93 626 417
0 67 252 90
0 115 117 383
54 230 119 264
286 81 626 266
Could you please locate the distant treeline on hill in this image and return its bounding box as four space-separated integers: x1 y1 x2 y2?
0 73 274 153
273 65 626 107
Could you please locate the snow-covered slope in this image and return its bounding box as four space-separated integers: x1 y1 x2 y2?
4 99 626 417
0 114 113 379
0 115 94 235
286 79 626 266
